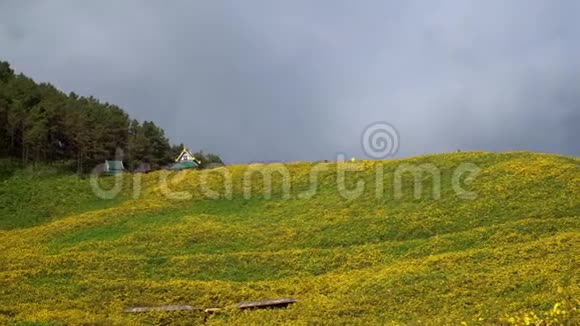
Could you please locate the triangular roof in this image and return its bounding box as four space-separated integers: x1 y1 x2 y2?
175 146 197 162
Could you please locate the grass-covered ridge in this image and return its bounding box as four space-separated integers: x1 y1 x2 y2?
0 167 126 229
0 152 578 325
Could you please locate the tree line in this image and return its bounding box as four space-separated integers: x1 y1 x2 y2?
0 60 222 173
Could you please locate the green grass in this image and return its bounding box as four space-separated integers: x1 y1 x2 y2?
0 170 126 229
0 151 578 325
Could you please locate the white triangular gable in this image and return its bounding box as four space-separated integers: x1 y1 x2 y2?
176 147 196 162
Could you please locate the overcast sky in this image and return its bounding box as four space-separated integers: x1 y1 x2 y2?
1 0 579 162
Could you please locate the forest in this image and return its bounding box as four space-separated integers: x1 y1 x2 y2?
0 60 221 173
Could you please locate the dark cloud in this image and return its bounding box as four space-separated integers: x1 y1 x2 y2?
1 0 578 162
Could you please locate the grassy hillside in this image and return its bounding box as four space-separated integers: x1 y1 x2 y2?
0 168 126 229
0 152 578 325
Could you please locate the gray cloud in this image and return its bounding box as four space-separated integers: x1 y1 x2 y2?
1 0 578 162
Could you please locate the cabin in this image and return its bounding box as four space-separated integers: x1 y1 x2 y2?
175 147 199 163
104 160 125 175
170 146 201 170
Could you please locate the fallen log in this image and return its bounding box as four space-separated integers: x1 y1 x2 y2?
124 305 199 313
236 298 296 309
125 297 296 313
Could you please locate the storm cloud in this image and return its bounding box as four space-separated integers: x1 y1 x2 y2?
1 0 579 162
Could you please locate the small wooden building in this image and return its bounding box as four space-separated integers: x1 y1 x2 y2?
175 147 197 163
171 146 201 170
104 160 125 175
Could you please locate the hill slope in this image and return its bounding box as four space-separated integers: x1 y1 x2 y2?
0 152 578 325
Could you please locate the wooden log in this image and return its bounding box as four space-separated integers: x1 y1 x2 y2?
236 298 296 310
204 307 223 314
124 298 296 313
124 305 199 313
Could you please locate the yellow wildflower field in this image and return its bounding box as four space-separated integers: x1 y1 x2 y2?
0 152 578 325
